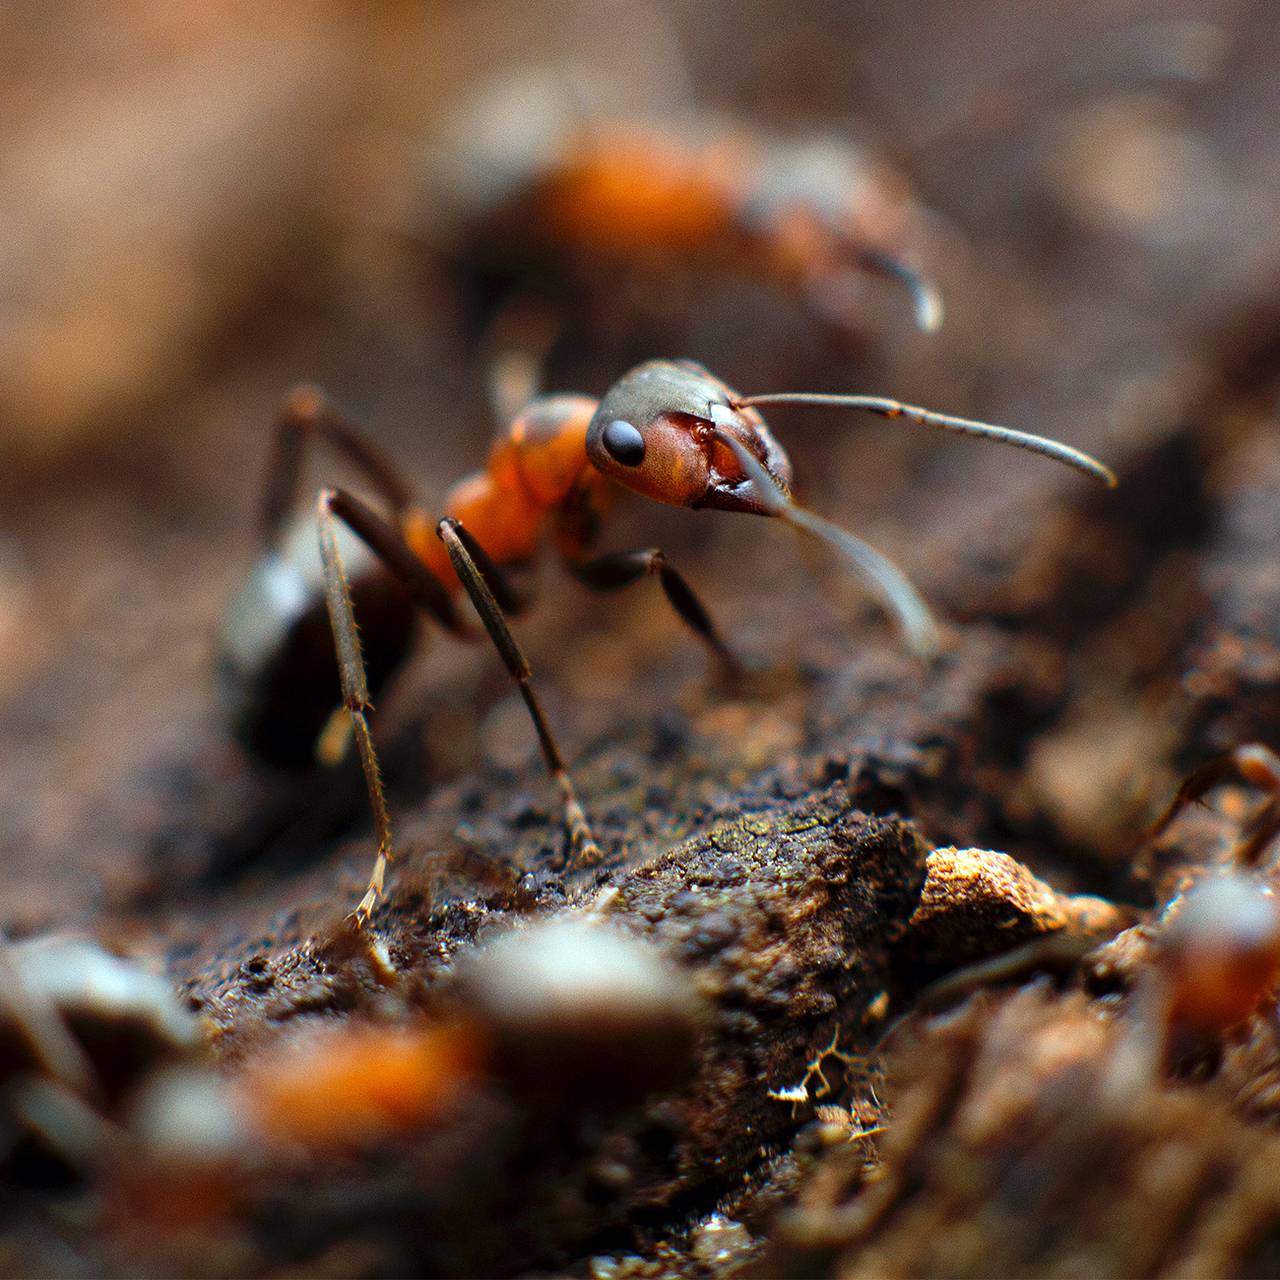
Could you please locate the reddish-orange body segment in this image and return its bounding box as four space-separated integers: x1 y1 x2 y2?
409 393 610 588
525 123 928 321
535 128 747 256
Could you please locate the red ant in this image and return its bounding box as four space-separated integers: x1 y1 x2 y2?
1141 745 1280 1039
217 360 1115 924
420 99 946 399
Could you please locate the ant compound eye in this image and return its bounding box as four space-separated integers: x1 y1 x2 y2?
601 419 646 467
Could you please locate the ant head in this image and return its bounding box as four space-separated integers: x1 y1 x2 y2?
586 360 793 513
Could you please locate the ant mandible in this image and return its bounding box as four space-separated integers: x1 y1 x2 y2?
218 360 1116 924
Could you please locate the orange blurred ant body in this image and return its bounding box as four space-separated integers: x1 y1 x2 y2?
218 360 1114 923
422 104 945 390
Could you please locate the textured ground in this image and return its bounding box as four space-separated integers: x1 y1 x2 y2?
2 1 1280 1276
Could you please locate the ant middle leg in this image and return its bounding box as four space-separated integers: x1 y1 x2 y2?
437 518 601 870
568 549 741 679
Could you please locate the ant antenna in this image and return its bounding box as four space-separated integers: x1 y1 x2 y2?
732 393 1118 488
858 249 945 334
708 420 940 660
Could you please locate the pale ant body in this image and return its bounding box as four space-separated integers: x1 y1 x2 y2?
217 360 1115 923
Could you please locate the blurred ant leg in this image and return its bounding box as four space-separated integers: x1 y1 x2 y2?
480 294 565 425
437 517 601 869
261 387 416 549
1233 794 1280 868
0 932 95 1098
854 249 944 334
569 549 741 677
1148 745 1280 854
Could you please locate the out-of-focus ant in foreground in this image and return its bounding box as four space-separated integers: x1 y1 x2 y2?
218 360 1115 923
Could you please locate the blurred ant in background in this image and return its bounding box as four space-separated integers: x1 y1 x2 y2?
869 746 1280 1089
404 19 1227 414
1074 743 1280 1097
409 72 946 417
218 359 1114 922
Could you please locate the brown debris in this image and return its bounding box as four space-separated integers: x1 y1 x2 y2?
105 798 926 1277
767 989 1280 1279
895 845 1127 983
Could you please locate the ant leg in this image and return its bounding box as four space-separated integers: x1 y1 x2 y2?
1234 795 1280 868
322 488 470 635
568 549 741 677
317 490 400 925
479 293 565 426
437 518 601 869
0 933 95 1098
262 387 416 550
853 249 944 335
318 485 503 922
1147 745 1280 867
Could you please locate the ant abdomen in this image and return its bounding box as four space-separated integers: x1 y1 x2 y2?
217 518 416 769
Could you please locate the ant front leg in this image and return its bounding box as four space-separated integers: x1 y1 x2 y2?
1149 744 1280 868
568 549 741 680
437 518 601 870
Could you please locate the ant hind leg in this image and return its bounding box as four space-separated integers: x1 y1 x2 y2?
317 486 546 921
316 490 399 925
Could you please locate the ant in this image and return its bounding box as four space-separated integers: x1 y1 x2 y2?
419 24 1227 382
419 96 946 406
1084 743 1280 1094
217 359 1116 924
